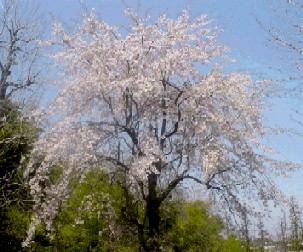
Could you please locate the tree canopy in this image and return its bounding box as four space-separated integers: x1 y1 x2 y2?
23 8 298 250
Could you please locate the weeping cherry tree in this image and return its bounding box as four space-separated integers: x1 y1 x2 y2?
23 9 298 250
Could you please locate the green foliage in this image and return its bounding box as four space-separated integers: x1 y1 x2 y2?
27 168 243 252
0 205 31 251
4 205 30 238
23 168 245 251
41 169 137 251
217 235 245 252
0 101 39 251
289 239 303 251
0 102 36 178
164 201 244 252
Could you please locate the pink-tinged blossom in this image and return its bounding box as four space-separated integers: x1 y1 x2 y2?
23 9 300 246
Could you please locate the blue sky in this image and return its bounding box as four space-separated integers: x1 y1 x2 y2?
44 0 302 210
45 0 281 65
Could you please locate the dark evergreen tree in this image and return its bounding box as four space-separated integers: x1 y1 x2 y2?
0 101 38 251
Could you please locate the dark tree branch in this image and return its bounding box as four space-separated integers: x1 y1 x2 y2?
97 154 130 172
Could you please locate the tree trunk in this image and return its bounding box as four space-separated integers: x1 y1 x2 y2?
144 172 161 252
